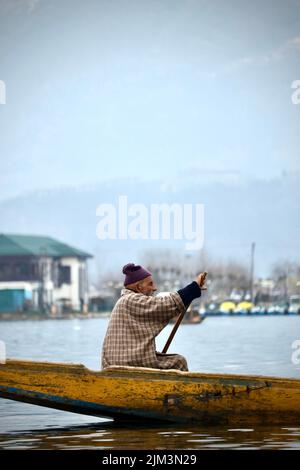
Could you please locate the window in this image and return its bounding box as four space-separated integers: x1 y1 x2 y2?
15 263 29 276
58 265 71 285
0 263 9 280
0 263 8 274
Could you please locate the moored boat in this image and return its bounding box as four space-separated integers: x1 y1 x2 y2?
1 359 300 424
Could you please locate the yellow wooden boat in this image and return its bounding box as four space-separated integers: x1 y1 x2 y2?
1 359 300 425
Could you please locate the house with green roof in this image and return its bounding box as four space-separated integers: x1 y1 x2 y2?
0 234 93 314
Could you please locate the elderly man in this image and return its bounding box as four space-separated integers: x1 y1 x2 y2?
101 263 207 371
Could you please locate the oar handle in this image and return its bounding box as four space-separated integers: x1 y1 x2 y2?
162 311 185 353
162 272 207 354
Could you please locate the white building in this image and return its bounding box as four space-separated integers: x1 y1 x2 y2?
0 233 92 313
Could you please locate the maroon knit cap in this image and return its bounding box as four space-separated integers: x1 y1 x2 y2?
123 263 152 286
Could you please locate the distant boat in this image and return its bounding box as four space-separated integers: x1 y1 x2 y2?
170 309 204 324
1 359 300 424
204 301 300 316
219 300 237 314
156 293 204 324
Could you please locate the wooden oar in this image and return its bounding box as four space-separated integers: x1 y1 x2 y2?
162 272 207 354
162 310 185 353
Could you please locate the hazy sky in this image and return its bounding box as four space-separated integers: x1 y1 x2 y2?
0 0 300 200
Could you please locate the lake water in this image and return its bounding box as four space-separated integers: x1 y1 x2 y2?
0 316 300 449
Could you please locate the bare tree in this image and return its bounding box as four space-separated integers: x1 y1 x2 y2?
271 260 300 299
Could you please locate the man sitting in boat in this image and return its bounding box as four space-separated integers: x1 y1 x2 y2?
101 263 207 371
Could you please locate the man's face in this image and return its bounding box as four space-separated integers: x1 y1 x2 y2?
136 276 157 296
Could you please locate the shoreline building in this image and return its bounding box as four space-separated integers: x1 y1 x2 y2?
0 234 92 314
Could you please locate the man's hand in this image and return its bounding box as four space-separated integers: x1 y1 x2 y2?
196 271 208 290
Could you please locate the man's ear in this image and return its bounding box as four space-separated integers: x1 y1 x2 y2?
135 282 142 293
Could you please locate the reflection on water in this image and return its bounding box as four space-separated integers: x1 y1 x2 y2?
0 316 300 449
1 421 300 450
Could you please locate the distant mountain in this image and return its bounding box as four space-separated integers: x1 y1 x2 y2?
0 174 299 280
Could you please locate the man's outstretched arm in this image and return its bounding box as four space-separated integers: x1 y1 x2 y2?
177 272 207 308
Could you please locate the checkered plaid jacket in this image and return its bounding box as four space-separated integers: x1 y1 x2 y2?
101 288 188 371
